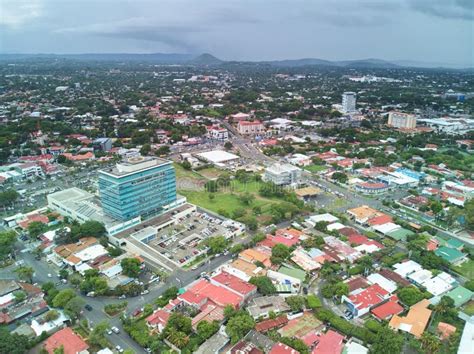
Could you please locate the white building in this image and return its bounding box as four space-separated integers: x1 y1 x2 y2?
263 163 301 186
342 92 357 113
387 112 417 129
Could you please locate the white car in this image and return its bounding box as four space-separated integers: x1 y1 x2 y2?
47 273 52 278
111 326 120 334
115 345 124 353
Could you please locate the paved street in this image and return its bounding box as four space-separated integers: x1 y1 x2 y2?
1 237 234 353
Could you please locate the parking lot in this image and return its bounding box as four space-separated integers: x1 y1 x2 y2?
143 210 244 267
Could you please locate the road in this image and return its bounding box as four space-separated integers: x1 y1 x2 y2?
1 238 234 353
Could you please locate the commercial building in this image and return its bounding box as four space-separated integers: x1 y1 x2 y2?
342 92 357 113
237 120 265 135
387 112 417 129
93 137 112 151
99 156 177 221
263 163 301 186
196 150 239 165
47 187 141 236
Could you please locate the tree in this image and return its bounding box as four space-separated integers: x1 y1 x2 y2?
0 189 19 207
197 320 219 341
306 295 322 310
121 258 142 278
206 236 228 254
0 230 16 260
14 266 34 283
224 141 233 150
64 297 85 319
420 332 441 354
181 160 192 170
52 289 76 308
27 221 47 238
165 313 192 336
331 172 348 184
285 296 305 312
398 286 425 306
89 321 110 348
13 290 26 303
205 180 218 192
140 143 151 156
167 331 189 349
44 310 60 322
271 244 290 265
156 145 170 156
59 269 69 279
465 198 474 231
53 346 65 354
0 327 30 354
78 221 106 238
369 327 403 354
208 193 216 202
239 192 255 205
225 312 255 344
464 280 474 292
249 276 276 295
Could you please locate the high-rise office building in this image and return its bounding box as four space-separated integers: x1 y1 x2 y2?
342 92 357 113
99 156 176 221
387 112 417 129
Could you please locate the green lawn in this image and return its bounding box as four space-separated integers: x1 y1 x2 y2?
452 260 474 281
173 163 205 181
463 301 474 316
304 164 328 173
180 190 271 215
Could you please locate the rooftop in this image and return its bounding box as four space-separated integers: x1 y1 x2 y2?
389 299 432 338
211 271 257 296
100 156 171 177
43 327 89 354
190 279 243 308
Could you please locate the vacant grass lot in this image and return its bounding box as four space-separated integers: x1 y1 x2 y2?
452 259 474 280
304 164 328 173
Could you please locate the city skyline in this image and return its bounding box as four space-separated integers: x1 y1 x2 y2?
0 0 473 67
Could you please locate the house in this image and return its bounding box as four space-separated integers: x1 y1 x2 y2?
189 279 244 308
210 271 257 300
223 259 266 282
269 342 300 354
347 205 382 224
247 296 290 319
435 246 467 265
371 297 404 321
30 310 69 336
195 331 229 354
146 309 171 333
43 327 89 354
458 315 474 354
444 286 473 307
239 249 272 268
389 299 432 338
255 315 289 333
229 341 264 354
342 284 390 318
311 330 344 354
437 322 456 340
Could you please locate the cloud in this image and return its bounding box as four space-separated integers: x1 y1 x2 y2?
0 0 43 28
409 0 474 20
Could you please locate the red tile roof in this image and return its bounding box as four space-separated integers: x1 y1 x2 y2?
311 330 344 354
371 300 404 320
43 327 89 354
348 284 389 310
190 279 243 308
146 309 170 327
270 342 300 354
346 276 369 293
367 214 393 226
211 271 257 296
255 315 288 332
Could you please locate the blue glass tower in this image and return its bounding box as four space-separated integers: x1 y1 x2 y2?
98 156 177 221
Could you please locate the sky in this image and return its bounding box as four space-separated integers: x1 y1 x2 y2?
0 0 473 67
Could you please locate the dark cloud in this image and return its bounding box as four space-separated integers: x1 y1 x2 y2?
409 0 474 20
0 0 472 67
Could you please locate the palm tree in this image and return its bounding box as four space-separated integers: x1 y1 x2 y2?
420 332 441 354
168 331 189 349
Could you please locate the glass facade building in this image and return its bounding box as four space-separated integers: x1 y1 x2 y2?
98 156 177 221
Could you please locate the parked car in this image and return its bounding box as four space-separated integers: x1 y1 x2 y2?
115 345 124 353
85 305 93 311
